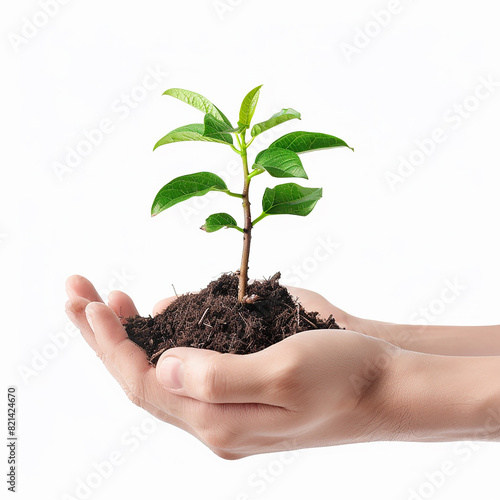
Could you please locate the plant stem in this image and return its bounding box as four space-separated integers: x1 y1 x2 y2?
238 131 252 302
225 190 244 199
252 212 268 226
247 168 264 180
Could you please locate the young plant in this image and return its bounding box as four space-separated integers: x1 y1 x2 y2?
152 86 353 302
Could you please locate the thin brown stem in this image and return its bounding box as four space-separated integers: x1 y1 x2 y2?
238 133 252 302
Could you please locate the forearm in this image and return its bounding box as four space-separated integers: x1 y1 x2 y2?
378 349 500 442
350 316 500 356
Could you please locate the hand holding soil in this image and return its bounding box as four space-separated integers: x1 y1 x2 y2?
65 85 500 459
65 275 500 459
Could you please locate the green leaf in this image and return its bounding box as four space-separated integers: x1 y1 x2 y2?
201 213 242 232
238 85 263 129
152 172 228 216
251 108 301 137
154 123 232 150
253 148 308 179
262 183 322 216
203 114 233 144
163 88 232 126
270 131 353 154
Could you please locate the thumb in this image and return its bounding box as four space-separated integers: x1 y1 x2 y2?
155 346 281 405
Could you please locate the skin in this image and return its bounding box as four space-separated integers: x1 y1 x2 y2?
285 286 500 356
65 275 500 460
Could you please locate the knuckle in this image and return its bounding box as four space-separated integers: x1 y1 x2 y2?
270 349 305 399
124 387 144 409
199 356 228 402
128 379 146 401
97 349 118 373
97 351 108 365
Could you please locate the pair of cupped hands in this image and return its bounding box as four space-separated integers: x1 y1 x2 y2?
65 275 403 460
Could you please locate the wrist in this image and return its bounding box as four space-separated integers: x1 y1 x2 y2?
384 350 500 442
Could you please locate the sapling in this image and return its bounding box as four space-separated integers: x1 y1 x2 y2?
151 86 352 302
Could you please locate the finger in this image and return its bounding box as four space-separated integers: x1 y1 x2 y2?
66 297 139 397
72 302 200 438
69 300 199 436
86 303 301 454
65 297 100 352
152 296 177 316
108 290 139 323
66 275 104 303
155 345 289 406
285 285 348 325
85 302 193 416
86 301 153 383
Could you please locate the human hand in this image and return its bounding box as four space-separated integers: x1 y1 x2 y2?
283 286 500 357
65 275 401 459
275 284 392 342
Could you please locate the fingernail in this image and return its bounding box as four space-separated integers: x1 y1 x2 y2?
85 303 96 330
158 357 184 390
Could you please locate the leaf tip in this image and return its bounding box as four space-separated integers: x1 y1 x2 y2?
151 202 161 217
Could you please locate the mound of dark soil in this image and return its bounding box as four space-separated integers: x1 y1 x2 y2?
124 272 341 365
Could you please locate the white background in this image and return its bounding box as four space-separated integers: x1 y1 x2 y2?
2 0 500 498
